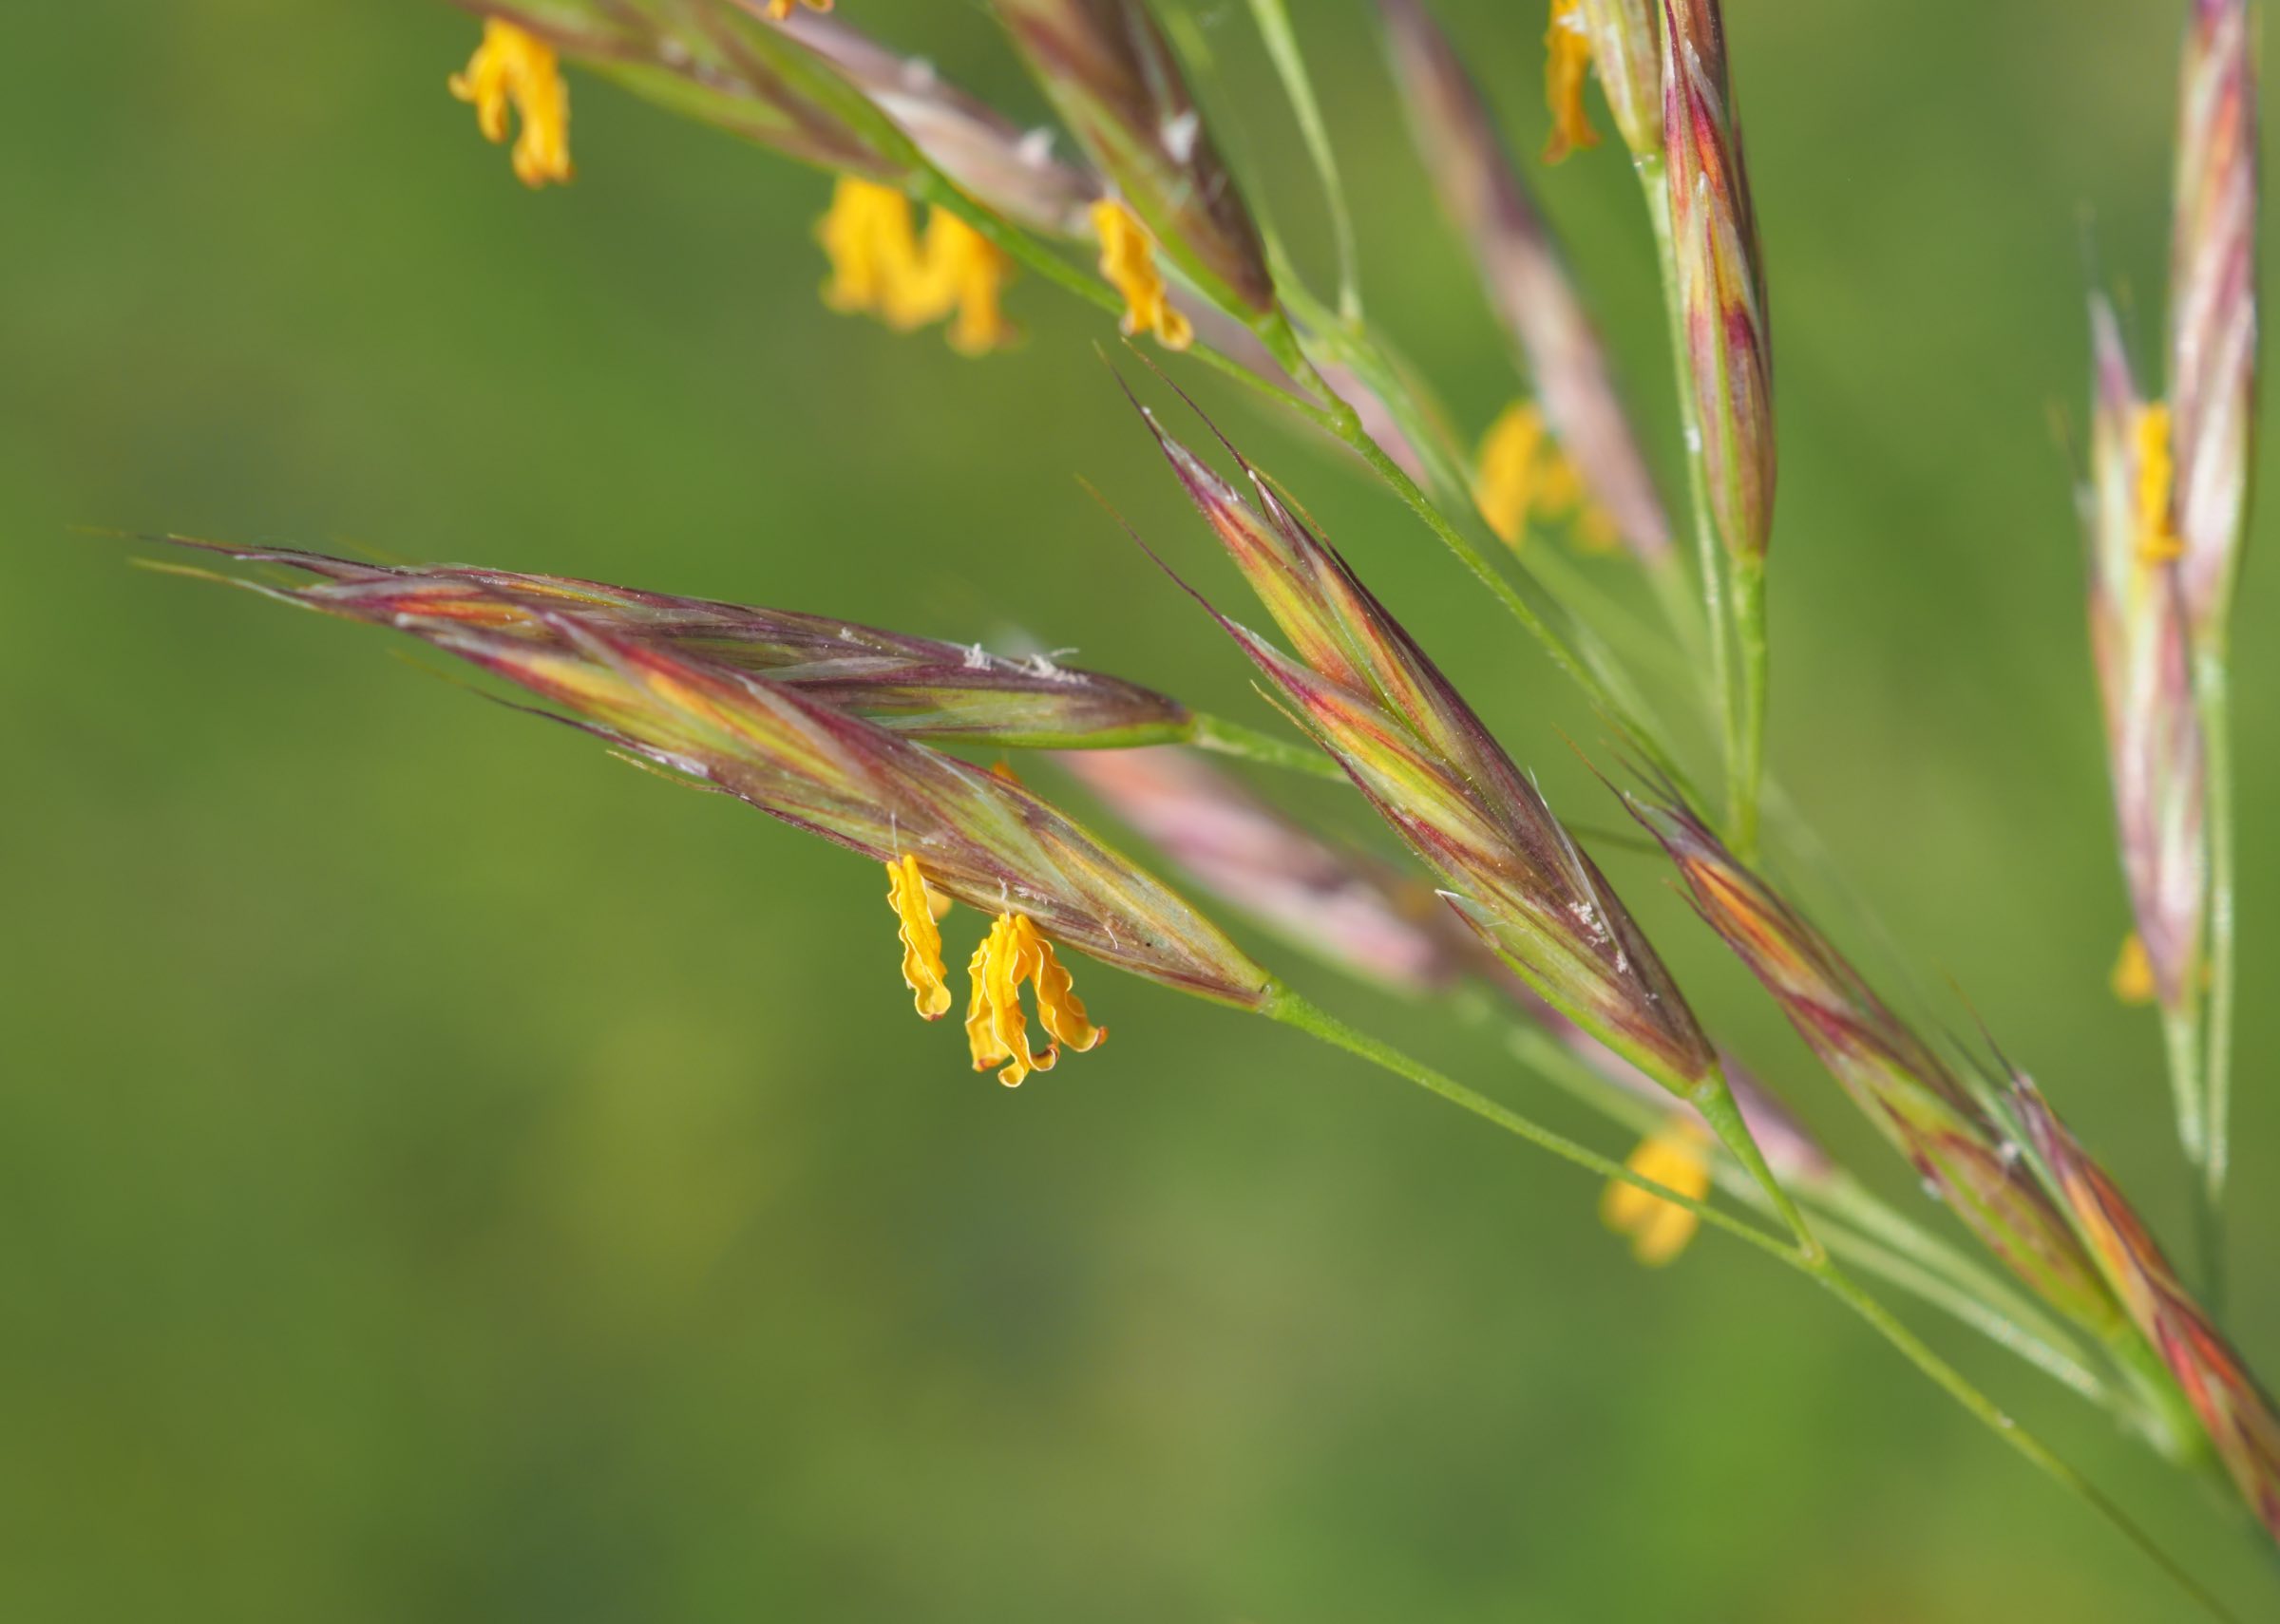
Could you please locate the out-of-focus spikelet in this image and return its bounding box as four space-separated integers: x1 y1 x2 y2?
2168 0 2259 641
770 8 1102 234
2085 303 2208 1013
1378 0 1672 566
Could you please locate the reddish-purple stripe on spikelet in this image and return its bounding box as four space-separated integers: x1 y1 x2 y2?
2168 0 2258 636
160 538 1191 749
993 0 1274 315
1136 409 1718 1094
2012 1076 2280 1541
1662 0 1774 562
1626 793 2125 1336
162 538 1266 1006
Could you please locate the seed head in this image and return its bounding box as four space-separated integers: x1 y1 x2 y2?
1662 0 1775 561
182 544 1270 1008
158 540 1193 750
1133 404 1718 1096
2010 1073 2280 1539
1626 792 2125 1336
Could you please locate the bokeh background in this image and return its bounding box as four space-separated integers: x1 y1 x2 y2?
6 1 2277 1618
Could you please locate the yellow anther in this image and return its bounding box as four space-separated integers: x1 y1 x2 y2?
820 177 928 318
448 19 574 189
765 0 833 19
964 913 1106 1087
1028 927 1105 1053
887 855 953 1020
1601 1120 1713 1266
2111 931 2158 1006
818 179 1018 354
2132 404 2185 565
1475 402 1548 545
1092 198 1194 351
1544 0 1602 164
1475 400 1607 553
922 209 1017 356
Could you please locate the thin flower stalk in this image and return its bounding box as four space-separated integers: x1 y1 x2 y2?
1378 0 1675 571
1265 990 2233 1619
1128 401 1817 1253
2009 1074 2280 1541
1060 745 1835 1194
2084 301 2211 1170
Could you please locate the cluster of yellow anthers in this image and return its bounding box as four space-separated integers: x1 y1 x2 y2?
449 19 575 188
1602 1119 1713 1265
1473 402 1618 554
886 855 1107 1087
1541 0 1600 164
819 179 1018 356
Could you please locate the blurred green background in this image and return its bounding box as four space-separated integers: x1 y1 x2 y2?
6 1 2277 1617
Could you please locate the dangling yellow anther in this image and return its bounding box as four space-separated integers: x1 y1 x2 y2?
448 20 574 188
1543 0 1602 164
2111 931 2158 1006
1028 929 1104 1052
2132 404 2186 565
1476 400 1606 552
964 913 1107 1086
1092 199 1194 351
886 855 954 1020
764 0 833 19
1475 403 1548 545
820 177 928 318
817 179 1018 354
922 209 1017 356
1601 1119 1713 1266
